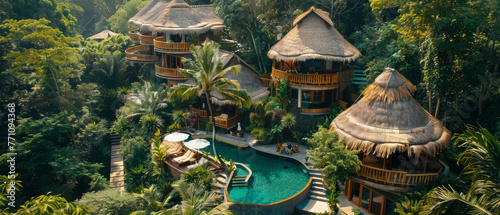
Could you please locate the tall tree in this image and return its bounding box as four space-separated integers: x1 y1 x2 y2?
169 40 252 171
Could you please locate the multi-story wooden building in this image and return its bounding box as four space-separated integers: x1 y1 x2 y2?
267 7 361 115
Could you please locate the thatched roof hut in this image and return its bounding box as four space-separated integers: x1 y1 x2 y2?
88 30 118 40
184 50 269 106
330 68 451 158
268 7 361 62
127 0 224 34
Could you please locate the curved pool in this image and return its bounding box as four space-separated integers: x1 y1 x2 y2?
199 139 310 205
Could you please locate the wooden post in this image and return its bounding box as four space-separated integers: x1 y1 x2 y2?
423 154 428 173
298 88 302 108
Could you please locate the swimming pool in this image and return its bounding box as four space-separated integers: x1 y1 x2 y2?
198 139 310 205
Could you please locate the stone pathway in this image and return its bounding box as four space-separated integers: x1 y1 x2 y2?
110 133 125 191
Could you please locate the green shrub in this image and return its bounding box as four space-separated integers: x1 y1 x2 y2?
75 189 142 215
121 136 149 170
167 122 182 132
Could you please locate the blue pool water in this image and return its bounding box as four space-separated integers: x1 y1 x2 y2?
199 139 310 204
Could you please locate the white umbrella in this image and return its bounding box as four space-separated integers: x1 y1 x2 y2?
163 132 189 142
237 122 241 131
184 139 210 150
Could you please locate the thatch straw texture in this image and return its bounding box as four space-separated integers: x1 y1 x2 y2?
87 30 118 40
330 68 451 158
128 0 224 35
183 50 268 105
268 7 361 62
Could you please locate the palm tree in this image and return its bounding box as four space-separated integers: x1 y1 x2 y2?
427 126 500 214
169 40 252 171
124 82 168 134
92 50 128 88
249 101 274 128
132 185 171 214
164 181 233 215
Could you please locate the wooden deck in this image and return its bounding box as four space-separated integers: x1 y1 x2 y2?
356 164 439 187
153 37 191 53
125 45 153 62
110 134 125 191
271 67 339 86
209 114 244 129
189 106 208 118
155 64 189 80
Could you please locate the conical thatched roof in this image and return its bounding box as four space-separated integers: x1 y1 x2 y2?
183 50 269 106
330 68 451 158
87 30 118 40
268 7 361 62
128 0 224 34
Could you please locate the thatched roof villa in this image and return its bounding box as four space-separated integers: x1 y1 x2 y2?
330 68 451 215
267 7 361 115
87 30 118 41
125 0 265 130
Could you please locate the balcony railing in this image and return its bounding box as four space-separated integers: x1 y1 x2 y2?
271 67 339 86
153 37 191 53
129 30 140 42
155 64 188 79
209 114 243 129
189 106 208 118
259 74 272 87
356 164 439 187
139 34 161 44
125 45 154 62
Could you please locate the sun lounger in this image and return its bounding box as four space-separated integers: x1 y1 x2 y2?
177 152 196 165
173 151 193 163
187 157 209 169
166 144 183 156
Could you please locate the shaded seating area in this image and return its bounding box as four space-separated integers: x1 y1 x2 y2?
276 143 300 155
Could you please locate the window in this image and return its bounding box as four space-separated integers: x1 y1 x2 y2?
351 181 360 205
347 179 394 215
371 192 383 215
291 88 298 100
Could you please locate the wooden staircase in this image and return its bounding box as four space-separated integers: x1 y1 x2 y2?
110 134 125 191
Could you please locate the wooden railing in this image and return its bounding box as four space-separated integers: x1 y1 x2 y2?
272 67 338 86
154 64 188 79
259 74 272 87
139 34 161 44
153 37 191 52
189 106 208 118
125 45 153 62
209 114 243 129
129 30 140 41
356 164 439 187
301 107 331 114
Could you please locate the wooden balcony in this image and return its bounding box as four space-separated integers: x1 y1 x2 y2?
139 34 161 44
155 64 188 80
129 30 140 42
259 74 272 87
189 106 208 118
209 114 244 129
271 67 339 86
356 164 439 187
125 45 153 63
301 107 331 114
153 37 191 53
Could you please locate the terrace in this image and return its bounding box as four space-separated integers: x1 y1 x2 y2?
125 45 154 63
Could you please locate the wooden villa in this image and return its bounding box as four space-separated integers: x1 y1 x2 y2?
87 30 118 41
126 0 267 130
330 68 451 215
267 7 361 115
126 0 237 80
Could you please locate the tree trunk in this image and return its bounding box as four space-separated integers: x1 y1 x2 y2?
427 84 432 113
205 93 228 172
248 29 264 72
434 96 440 117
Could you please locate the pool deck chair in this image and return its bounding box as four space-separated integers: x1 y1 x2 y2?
173 151 193 163
166 144 183 156
187 157 209 169
176 152 196 165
